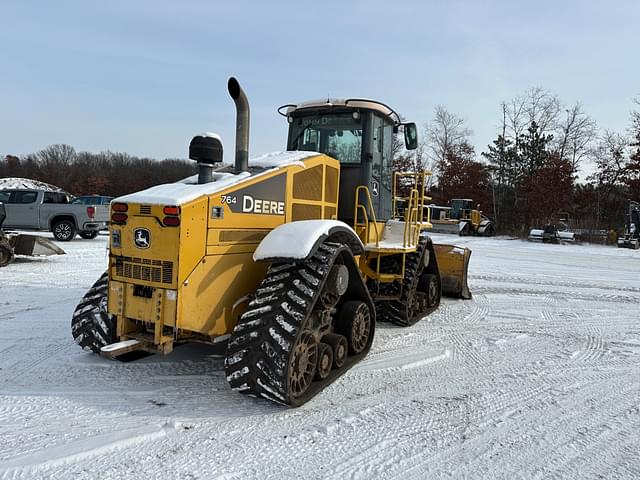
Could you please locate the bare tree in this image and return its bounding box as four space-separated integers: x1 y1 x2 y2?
424 106 472 172
503 87 561 143
555 102 598 172
523 87 561 135
588 130 630 188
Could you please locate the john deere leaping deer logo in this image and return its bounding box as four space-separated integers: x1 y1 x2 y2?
134 228 151 249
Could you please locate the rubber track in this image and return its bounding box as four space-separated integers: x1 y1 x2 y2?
71 272 117 353
224 242 349 405
377 236 430 327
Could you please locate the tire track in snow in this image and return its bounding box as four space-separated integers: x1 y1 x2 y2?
473 273 640 293
0 422 180 479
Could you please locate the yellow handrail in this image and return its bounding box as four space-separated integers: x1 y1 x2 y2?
353 186 380 247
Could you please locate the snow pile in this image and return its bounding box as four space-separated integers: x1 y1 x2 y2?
0 177 63 192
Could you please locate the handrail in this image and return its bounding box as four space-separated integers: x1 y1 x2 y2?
354 185 380 247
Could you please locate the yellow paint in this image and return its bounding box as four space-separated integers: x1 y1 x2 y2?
107 154 342 352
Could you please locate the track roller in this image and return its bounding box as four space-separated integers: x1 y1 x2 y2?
315 343 333 380
338 301 372 354
323 333 348 368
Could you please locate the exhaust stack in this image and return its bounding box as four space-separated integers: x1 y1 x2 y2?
227 77 250 173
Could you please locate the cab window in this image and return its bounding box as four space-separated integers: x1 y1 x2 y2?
289 113 363 164
9 191 37 204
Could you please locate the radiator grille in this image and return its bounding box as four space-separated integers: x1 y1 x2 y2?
293 165 323 201
292 203 322 221
139 205 152 215
324 206 337 220
325 166 339 203
114 256 173 284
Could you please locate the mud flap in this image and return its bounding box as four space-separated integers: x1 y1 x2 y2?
433 244 472 299
9 234 66 256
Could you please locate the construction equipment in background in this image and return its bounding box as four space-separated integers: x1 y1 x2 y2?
428 199 495 236
71 78 472 407
0 202 65 267
617 200 640 249
528 211 576 244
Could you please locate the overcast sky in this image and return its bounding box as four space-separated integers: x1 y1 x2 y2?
1 0 638 175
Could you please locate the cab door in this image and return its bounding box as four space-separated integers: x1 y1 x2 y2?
370 115 394 221
6 190 40 228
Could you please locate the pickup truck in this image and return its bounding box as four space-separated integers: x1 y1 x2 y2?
0 188 109 241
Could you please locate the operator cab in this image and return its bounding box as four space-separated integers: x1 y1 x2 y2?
450 199 474 220
281 99 417 222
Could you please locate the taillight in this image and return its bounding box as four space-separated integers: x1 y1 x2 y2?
112 203 128 212
162 216 180 226
162 205 179 226
87 206 95 219
163 206 180 216
111 213 128 224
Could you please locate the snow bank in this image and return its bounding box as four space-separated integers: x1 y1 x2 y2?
0 177 63 192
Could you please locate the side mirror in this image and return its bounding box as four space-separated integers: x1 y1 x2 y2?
404 122 418 150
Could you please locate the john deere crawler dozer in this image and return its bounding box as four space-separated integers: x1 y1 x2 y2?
429 199 495 236
71 78 471 406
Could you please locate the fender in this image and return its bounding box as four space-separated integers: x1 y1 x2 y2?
253 219 364 263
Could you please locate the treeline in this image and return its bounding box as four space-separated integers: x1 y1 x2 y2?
395 88 640 235
1 145 196 197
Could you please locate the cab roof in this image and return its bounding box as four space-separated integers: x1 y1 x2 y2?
280 98 401 124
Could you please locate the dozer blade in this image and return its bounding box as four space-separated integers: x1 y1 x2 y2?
430 222 464 235
9 234 66 256
433 244 472 299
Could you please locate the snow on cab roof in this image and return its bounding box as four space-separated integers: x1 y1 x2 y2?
114 151 320 206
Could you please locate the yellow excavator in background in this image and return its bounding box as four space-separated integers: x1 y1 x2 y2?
71 78 471 406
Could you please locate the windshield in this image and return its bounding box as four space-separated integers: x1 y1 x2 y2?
288 113 363 164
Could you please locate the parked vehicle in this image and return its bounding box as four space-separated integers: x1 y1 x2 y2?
0 189 109 241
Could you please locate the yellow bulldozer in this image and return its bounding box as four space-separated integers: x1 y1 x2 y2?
71 78 471 406
429 199 495 236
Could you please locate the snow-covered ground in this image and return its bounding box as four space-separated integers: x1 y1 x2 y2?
1 233 639 479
